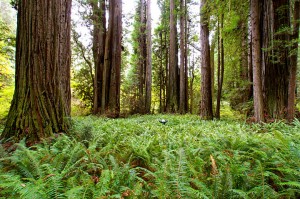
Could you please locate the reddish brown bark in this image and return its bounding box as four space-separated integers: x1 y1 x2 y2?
1 0 72 142
167 0 179 113
200 0 213 120
145 0 152 113
287 1 300 121
101 0 122 117
179 0 187 114
92 0 106 114
251 0 264 122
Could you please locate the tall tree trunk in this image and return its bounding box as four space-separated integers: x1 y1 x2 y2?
184 2 189 112
251 0 265 122
179 0 187 113
248 19 254 100
145 0 152 113
159 31 164 113
287 0 300 121
200 0 213 120
1 0 72 143
92 0 106 114
216 14 224 119
211 42 215 114
240 21 250 103
101 0 122 118
167 0 179 113
190 48 195 113
138 0 147 113
261 0 290 119
165 27 169 112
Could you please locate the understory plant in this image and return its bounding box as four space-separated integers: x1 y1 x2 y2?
0 115 299 198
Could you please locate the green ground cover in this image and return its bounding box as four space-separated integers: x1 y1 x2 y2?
0 114 299 198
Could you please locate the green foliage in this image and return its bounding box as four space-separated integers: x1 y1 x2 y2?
0 13 15 90
0 85 14 122
72 66 94 109
1 115 300 198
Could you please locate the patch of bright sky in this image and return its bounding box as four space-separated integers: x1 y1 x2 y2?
123 0 160 28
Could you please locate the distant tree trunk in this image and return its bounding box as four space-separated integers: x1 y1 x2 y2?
179 0 187 113
145 0 152 113
200 0 213 120
210 42 215 111
167 0 179 112
165 28 169 112
287 0 300 121
216 14 224 119
159 31 164 113
248 19 253 100
138 0 147 113
189 48 195 113
1 0 72 143
101 0 122 117
261 0 290 119
92 0 106 114
184 2 189 112
240 22 248 82
240 20 250 103
251 0 264 122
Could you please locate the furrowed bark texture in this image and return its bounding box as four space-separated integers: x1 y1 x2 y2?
287 0 300 121
167 0 179 113
200 0 213 119
251 0 265 122
1 0 72 142
93 0 106 114
102 0 122 117
261 0 290 119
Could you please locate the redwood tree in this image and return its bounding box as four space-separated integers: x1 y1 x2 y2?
92 0 106 114
1 0 72 142
179 0 188 113
200 0 213 119
287 0 300 121
251 0 264 122
261 0 290 119
167 0 179 113
145 0 152 113
101 0 122 117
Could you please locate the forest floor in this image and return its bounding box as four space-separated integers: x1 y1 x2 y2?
0 114 300 198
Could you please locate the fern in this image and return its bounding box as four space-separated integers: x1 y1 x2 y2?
1 115 300 198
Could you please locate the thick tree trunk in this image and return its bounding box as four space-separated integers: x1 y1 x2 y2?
93 0 106 114
1 0 72 143
251 0 265 122
261 0 290 119
287 0 300 121
145 0 152 113
167 0 179 113
101 0 122 118
200 0 213 120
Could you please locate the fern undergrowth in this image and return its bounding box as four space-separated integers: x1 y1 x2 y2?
0 115 299 198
